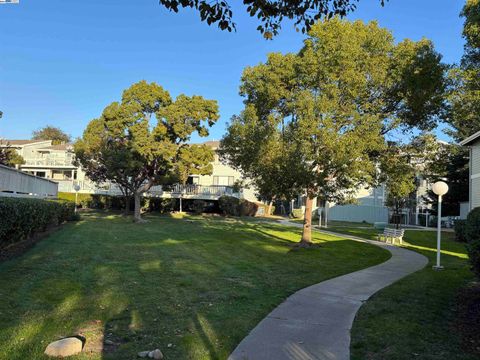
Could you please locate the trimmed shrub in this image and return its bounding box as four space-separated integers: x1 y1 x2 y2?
218 196 271 217
147 198 176 213
466 208 480 278
0 197 76 248
454 219 467 243
191 200 207 214
218 196 241 216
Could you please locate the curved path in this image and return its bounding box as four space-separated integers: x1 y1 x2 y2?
229 224 428 360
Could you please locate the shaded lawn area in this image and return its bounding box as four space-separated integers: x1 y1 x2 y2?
0 212 390 360
324 225 476 360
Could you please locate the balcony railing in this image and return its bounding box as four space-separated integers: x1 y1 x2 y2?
24 157 75 167
56 180 236 199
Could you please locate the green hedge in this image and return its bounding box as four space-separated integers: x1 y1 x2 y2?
454 219 467 243
218 196 266 217
0 197 76 248
466 208 480 279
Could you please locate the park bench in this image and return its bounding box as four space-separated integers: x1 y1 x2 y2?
377 228 405 246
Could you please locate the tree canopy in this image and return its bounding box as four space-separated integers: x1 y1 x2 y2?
221 18 447 245
32 126 71 145
158 0 386 38
0 143 25 168
75 80 219 222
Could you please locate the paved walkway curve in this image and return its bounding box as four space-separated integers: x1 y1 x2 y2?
229 223 428 360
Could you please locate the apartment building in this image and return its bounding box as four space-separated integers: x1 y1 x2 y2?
1 139 257 201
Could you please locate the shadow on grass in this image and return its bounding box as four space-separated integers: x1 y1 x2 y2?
0 211 390 360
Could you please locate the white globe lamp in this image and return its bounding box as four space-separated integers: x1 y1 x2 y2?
432 181 448 270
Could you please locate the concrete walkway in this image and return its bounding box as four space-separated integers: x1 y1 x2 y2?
228 223 428 360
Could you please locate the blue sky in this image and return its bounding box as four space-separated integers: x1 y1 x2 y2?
0 0 466 143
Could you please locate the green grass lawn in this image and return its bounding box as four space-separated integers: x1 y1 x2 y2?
0 212 390 360
323 225 476 360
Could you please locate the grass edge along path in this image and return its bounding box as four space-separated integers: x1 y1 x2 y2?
320 225 477 360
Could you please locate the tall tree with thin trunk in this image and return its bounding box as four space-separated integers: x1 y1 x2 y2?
222 18 447 246
75 80 219 222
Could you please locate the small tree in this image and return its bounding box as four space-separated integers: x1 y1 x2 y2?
0 142 25 168
32 126 71 145
381 145 416 229
75 80 219 222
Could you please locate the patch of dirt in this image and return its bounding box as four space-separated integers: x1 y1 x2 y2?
76 319 130 355
455 281 480 355
77 320 105 354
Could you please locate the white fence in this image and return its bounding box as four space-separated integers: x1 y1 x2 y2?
328 204 389 223
0 164 58 198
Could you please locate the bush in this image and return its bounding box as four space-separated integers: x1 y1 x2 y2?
0 197 76 248
465 208 480 279
191 200 207 214
218 196 241 216
147 198 176 213
454 219 467 243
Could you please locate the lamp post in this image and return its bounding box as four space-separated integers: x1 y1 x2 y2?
73 184 81 213
432 181 449 270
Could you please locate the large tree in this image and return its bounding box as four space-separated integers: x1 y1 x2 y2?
158 0 386 38
425 0 480 216
32 126 71 145
222 18 447 246
448 0 480 139
75 81 219 222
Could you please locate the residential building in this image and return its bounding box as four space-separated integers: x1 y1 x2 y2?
460 130 480 211
1 139 257 202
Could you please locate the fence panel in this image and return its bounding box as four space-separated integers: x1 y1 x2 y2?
328 204 389 223
0 165 58 198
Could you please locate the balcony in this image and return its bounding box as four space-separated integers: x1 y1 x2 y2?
23 157 75 168
56 180 237 200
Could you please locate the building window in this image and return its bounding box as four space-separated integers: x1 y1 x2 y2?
213 176 234 186
187 176 199 185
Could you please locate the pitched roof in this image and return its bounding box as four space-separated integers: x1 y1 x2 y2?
38 144 72 151
202 140 220 148
2 139 50 146
460 130 480 146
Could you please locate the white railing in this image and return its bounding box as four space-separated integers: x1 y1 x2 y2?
24 157 74 167
162 184 235 197
0 164 58 198
56 180 236 199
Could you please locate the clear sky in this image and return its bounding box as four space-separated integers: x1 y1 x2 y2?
0 0 466 143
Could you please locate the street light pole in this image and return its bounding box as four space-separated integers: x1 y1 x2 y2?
73 184 81 214
435 194 442 269
432 181 448 271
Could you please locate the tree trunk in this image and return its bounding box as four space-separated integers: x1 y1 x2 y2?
133 192 143 223
267 200 274 216
124 195 130 215
299 196 314 246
